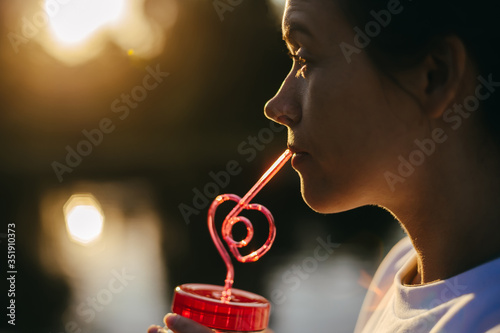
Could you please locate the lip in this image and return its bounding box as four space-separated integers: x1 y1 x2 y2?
288 144 309 168
287 144 306 154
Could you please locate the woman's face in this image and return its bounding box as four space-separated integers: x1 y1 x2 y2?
265 0 425 213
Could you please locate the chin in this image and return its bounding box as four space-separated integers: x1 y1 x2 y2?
300 177 362 214
302 196 352 214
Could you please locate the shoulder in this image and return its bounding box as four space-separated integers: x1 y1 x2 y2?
437 256 500 332
486 324 500 333
354 236 415 332
458 256 500 332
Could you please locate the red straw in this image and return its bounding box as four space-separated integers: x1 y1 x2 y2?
207 149 292 301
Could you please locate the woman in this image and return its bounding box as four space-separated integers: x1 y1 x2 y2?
150 0 500 331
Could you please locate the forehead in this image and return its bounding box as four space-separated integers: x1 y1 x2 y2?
282 0 312 37
282 0 343 43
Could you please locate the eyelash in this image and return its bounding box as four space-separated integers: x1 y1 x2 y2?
288 51 309 78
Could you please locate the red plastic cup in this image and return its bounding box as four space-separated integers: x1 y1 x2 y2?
171 283 270 332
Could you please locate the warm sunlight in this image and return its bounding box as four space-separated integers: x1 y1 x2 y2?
45 0 125 45
64 194 104 245
34 0 178 65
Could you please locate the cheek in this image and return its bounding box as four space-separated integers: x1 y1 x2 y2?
297 61 421 209
307 63 418 163
303 69 383 160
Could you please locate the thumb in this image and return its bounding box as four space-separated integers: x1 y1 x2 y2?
164 313 213 333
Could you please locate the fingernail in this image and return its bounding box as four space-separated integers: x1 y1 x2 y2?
165 313 179 328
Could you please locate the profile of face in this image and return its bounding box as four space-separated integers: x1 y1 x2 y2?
265 0 433 214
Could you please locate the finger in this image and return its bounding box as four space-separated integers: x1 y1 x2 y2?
164 313 213 333
148 325 166 333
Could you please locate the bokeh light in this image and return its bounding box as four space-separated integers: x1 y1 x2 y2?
64 194 104 244
45 0 125 45
34 0 178 65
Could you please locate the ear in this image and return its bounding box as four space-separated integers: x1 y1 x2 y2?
419 35 467 119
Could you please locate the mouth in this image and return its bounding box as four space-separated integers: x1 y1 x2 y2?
287 144 307 155
287 144 309 168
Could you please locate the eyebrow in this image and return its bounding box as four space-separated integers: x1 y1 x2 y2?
282 21 314 45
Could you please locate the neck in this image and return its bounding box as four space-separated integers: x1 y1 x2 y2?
384 126 500 284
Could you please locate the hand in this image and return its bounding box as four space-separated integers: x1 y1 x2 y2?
147 313 274 333
148 313 213 333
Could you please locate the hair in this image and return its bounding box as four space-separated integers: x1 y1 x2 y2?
336 0 500 139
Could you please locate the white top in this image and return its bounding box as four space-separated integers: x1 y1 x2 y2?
354 237 500 333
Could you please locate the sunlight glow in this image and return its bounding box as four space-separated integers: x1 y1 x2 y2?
45 0 125 45
268 0 286 21
36 0 178 65
64 194 104 245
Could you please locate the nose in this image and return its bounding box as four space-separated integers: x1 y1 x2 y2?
264 70 302 127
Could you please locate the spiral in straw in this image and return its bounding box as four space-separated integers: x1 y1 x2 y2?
207 149 292 302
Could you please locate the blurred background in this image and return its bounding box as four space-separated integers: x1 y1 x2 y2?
0 0 404 332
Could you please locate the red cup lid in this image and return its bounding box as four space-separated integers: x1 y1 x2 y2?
172 283 270 332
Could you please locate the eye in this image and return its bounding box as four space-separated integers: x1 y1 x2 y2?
288 50 310 78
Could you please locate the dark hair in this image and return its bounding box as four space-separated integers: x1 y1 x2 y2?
337 0 500 137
